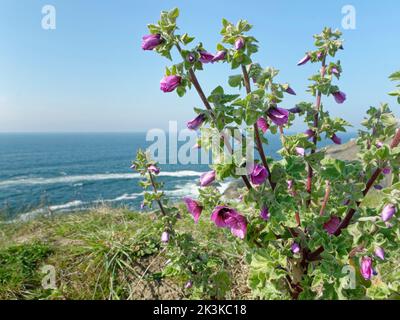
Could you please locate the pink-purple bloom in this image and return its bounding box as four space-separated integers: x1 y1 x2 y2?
160 75 181 93
184 197 203 224
267 108 289 126
291 243 301 254
331 134 342 145
376 141 384 148
148 165 160 175
331 67 340 75
305 129 315 140
234 37 245 50
141 34 162 50
323 216 341 235
285 87 296 95
257 117 269 133
381 204 396 222
211 51 227 63
187 114 206 130
184 280 193 289
332 91 347 104
161 231 169 243
374 185 383 190
187 52 196 63
288 106 302 114
211 206 248 239
260 207 270 221
287 180 294 190
375 247 385 260
200 170 216 187
297 54 311 66
383 167 391 175
360 256 373 280
250 164 268 186
199 51 214 63
295 147 305 157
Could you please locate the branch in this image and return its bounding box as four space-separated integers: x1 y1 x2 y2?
308 128 400 261
241 65 276 190
319 180 331 216
175 45 252 190
149 172 167 216
306 55 327 205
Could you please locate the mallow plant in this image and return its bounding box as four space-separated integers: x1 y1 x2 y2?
137 8 400 299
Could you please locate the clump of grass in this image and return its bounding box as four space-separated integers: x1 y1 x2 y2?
0 243 52 299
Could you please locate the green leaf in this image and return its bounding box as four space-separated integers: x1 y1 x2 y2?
228 75 243 88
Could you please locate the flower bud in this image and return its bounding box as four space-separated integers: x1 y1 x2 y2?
187 114 206 131
161 231 169 243
332 91 347 104
211 51 226 63
141 34 162 50
381 204 396 222
375 247 385 260
250 164 268 186
256 117 269 133
331 134 342 145
200 170 216 187
160 75 181 93
291 243 300 254
199 51 214 63
297 54 311 66
360 256 373 280
260 207 270 221
234 37 245 50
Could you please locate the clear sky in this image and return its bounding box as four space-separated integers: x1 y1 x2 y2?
0 0 399 132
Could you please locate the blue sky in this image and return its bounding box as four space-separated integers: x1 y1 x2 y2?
0 0 399 132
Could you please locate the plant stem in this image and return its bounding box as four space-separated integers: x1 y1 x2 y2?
319 180 331 216
241 65 276 190
308 128 400 261
149 172 167 216
306 55 327 205
175 45 252 190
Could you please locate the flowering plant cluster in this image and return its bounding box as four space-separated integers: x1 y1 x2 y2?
137 8 400 299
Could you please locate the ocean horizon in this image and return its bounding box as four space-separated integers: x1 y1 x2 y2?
0 132 356 220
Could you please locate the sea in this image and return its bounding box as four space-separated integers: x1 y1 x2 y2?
0 132 356 220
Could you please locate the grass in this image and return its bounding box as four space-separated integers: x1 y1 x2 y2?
0 206 249 300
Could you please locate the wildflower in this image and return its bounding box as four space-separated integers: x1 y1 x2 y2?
285 86 296 95
183 197 203 224
199 51 214 63
383 167 391 175
291 243 301 254
161 231 169 243
141 34 162 50
305 129 315 140
360 256 373 280
250 164 268 185
234 37 245 50
332 91 347 104
375 247 385 260
160 75 181 93
187 114 206 130
148 165 160 175
211 51 226 62
267 107 289 126
211 206 247 239
260 207 270 221
295 147 305 157
381 204 396 222
331 134 342 145
200 170 216 187
256 117 269 133
323 216 341 235
297 54 311 66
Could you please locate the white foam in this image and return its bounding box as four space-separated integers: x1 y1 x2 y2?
0 171 204 188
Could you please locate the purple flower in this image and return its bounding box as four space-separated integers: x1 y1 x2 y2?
260 207 270 221
317 52 323 60
288 106 302 114
184 280 193 289
187 52 196 63
331 134 342 145
295 147 305 157
257 117 269 133
130 164 136 170
160 75 181 93
141 34 162 50
297 54 311 66
287 180 294 190
200 170 216 187
285 87 296 95
374 185 383 190
383 167 391 175
140 202 146 210
381 204 396 222
211 51 226 63
332 91 347 104
291 243 301 254
234 37 245 50
331 67 340 75
187 114 206 131
148 165 160 175
375 247 385 260
161 231 169 243
184 197 203 224
199 51 214 63
211 206 247 239
250 164 268 186
376 141 384 148
267 107 289 126
305 129 315 140
323 216 341 235
360 256 373 280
